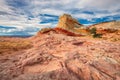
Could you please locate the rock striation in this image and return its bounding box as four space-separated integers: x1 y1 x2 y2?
89 21 120 30
37 14 86 36
57 14 84 33
0 32 120 80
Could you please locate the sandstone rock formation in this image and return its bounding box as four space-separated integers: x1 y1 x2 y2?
37 14 88 35
88 21 120 41
57 14 85 33
57 14 83 29
0 31 120 80
89 21 120 30
0 14 120 80
37 14 86 36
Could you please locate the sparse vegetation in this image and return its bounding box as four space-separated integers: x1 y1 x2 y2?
90 27 96 34
89 28 102 38
0 39 33 55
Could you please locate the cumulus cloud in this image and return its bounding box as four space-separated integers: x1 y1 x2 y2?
0 0 120 35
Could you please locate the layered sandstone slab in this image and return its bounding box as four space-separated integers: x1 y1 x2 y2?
57 14 84 32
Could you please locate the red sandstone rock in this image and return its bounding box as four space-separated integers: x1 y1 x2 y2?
0 32 120 80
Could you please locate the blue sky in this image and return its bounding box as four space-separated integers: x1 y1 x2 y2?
0 0 120 36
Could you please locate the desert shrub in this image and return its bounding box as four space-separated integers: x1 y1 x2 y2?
90 28 96 34
93 34 102 38
89 28 102 38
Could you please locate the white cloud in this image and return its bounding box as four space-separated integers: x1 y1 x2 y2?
76 0 120 10
29 0 120 21
0 0 120 35
0 0 12 12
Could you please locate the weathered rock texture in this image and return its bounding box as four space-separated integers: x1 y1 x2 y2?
0 32 120 80
57 14 83 29
0 14 120 80
89 21 120 30
57 14 85 33
88 21 120 41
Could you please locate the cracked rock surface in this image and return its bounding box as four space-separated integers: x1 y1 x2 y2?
0 32 120 80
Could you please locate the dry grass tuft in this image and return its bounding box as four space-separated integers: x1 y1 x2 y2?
0 38 33 55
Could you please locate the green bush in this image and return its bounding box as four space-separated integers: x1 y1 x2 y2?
90 28 96 34
89 28 102 38
93 34 102 38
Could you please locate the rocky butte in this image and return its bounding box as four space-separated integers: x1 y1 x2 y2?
38 14 89 36
57 14 83 30
56 14 89 35
0 14 120 80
